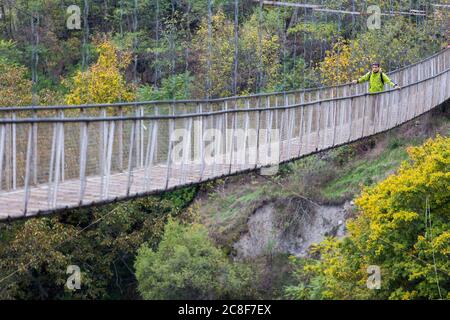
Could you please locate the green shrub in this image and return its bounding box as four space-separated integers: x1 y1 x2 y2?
135 218 256 300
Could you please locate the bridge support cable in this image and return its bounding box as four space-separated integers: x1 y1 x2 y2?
256 1 428 17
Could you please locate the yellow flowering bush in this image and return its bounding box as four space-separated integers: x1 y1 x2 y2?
318 38 375 86
65 40 135 105
286 136 450 300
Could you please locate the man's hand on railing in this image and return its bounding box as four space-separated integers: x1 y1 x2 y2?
351 80 358 85
394 84 401 90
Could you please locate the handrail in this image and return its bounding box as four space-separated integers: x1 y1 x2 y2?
1 65 448 124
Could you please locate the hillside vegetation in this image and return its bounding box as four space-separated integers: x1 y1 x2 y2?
0 0 448 300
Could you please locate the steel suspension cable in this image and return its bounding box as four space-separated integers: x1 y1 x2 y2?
206 0 212 99
283 2 287 92
81 0 90 102
155 0 160 88
185 0 192 98
302 0 307 88
233 0 239 96
133 0 138 84
119 0 124 36
277 5 282 90
258 0 264 93
30 10 39 105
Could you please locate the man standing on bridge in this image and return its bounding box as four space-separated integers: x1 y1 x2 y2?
351 63 400 93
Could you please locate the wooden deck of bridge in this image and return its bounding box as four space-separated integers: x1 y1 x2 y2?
0 138 307 219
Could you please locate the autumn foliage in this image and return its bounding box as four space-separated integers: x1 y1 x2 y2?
0 62 32 107
287 136 450 300
318 38 375 86
65 40 135 105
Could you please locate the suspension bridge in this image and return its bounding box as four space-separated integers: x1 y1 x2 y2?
0 48 449 221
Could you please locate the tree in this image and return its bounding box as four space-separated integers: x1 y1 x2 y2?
0 187 198 300
137 72 193 101
191 10 236 98
318 16 445 86
135 218 255 299
286 136 450 300
0 61 32 107
281 57 319 90
64 40 135 105
191 9 281 98
318 37 375 86
352 17 445 71
238 10 281 93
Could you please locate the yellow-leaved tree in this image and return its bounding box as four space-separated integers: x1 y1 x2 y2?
318 38 375 86
286 135 450 300
65 40 135 105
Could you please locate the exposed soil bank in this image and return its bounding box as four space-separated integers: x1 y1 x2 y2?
234 201 354 258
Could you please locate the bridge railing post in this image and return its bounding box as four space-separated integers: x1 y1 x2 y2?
315 101 322 152
198 111 205 183
126 120 137 197
32 110 38 186
179 112 191 185
164 118 174 190
50 120 64 209
305 102 313 154
297 96 305 158
79 120 89 205
118 106 124 171
368 94 375 135
144 118 158 190
228 107 237 175
254 110 261 170
286 102 294 160
361 94 367 138
243 106 250 171
23 123 35 216
12 112 16 190
347 97 353 143
278 101 286 161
